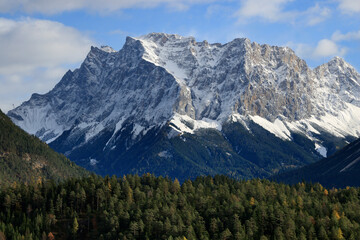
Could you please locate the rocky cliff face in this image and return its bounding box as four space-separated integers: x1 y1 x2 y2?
135 33 315 122
7 33 360 179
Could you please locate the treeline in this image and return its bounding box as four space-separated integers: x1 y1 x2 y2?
1 174 360 239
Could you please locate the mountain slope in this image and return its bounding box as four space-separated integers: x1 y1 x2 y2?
273 138 360 188
0 109 88 185
7 33 360 180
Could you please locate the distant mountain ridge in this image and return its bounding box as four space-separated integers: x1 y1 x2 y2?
7 33 360 180
273 138 360 188
0 109 88 185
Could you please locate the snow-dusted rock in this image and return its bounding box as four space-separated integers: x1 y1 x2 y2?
7 33 360 168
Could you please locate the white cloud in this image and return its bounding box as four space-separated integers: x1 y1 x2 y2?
313 39 347 58
236 0 294 22
303 3 331 26
332 30 360 42
206 4 232 18
235 0 330 25
0 18 92 73
338 0 360 14
286 38 347 62
0 18 93 112
0 0 218 14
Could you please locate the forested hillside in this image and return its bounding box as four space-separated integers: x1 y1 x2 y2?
0 110 88 185
1 174 359 239
273 138 360 188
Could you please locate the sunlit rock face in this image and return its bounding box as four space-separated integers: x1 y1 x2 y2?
7 33 360 179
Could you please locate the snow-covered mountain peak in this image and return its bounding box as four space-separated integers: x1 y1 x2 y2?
7 33 360 161
313 57 360 111
134 32 223 69
316 56 356 73
137 32 195 44
329 56 346 64
84 46 115 65
100 45 117 53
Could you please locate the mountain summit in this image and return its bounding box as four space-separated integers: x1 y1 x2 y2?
8 33 360 180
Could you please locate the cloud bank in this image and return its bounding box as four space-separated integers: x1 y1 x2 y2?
0 18 93 112
0 0 218 14
235 0 331 25
236 0 293 22
313 39 347 58
338 0 360 14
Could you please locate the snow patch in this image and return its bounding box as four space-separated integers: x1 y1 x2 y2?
250 115 292 140
46 136 59 144
305 103 360 138
90 158 99 166
100 46 116 53
169 113 222 135
158 151 172 158
105 118 125 148
315 143 327 157
13 105 65 142
85 122 105 141
231 114 251 132
132 123 145 138
164 60 188 84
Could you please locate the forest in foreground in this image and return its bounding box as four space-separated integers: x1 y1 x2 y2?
1 174 360 240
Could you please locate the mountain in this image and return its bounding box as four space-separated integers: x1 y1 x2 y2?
7 33 360 181
273 138 360 188
0 109 88 185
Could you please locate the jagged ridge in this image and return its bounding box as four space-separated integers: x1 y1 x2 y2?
7 33 360 180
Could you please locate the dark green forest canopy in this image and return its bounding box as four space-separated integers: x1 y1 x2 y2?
0 174 359 240
0 109 88 185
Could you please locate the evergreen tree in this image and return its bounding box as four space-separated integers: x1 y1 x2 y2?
72 216 79 237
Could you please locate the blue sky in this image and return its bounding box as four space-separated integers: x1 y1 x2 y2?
0 0 359 112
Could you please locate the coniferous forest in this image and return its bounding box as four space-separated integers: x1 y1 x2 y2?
0 110 88 185
1 174 360 240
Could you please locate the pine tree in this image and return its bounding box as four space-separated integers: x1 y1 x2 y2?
72 217 79 236
220 228 232 240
